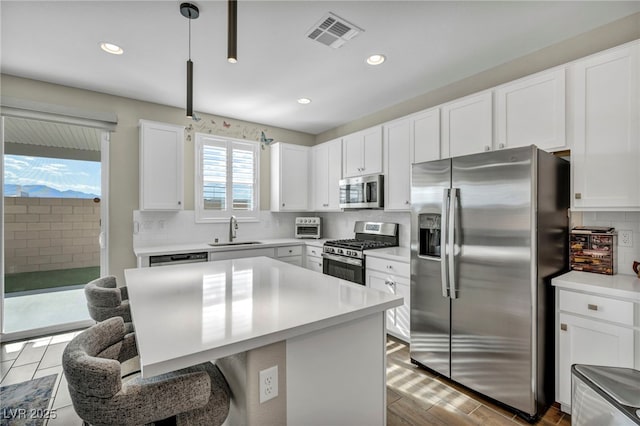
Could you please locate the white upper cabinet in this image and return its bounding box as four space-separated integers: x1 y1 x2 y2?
442 91 493 158
384 118 412 210
271 142 310 212
570 41 640 210
311 138 342 211
495 67 567 152
139 120 184 211
383 107 441 211
411 107 441 164
342 125 383 177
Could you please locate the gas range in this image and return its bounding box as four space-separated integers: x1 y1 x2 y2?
323 239 398 260
322 221 399 285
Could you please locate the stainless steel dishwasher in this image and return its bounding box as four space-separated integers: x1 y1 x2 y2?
148 251 209 267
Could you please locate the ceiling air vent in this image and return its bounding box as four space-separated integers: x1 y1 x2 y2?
306 12 364 49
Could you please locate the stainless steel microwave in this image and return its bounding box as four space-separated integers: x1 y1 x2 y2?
339 174 384 209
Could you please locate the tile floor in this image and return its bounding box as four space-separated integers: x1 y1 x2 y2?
1 330 85 425
2 331 571 426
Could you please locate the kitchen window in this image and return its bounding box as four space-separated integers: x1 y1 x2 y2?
195 133 260 222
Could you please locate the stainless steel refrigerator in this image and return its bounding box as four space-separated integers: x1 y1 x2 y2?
410 145 569 419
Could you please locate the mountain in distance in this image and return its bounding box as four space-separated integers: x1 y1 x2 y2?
4 184 99 199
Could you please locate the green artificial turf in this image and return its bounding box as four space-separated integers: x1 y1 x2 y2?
4 266 100 293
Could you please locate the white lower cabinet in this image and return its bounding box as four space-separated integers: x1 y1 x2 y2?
275 245 303 266
304 245 323 273
554 284 637 413
208 244 302 266
366 256 410 341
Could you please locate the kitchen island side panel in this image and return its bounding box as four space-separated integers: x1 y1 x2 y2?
286 313 386 426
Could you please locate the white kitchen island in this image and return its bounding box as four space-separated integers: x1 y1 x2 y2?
124 256 402 426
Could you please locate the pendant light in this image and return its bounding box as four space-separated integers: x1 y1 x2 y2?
180 2 199 118
227 0 237 63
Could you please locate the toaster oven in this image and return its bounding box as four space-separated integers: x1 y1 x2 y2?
295 217 321 239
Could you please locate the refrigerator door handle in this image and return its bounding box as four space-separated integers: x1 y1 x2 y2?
441 188 450 298
448 187 458 299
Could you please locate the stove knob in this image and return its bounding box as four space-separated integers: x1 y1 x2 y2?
338 249 343 254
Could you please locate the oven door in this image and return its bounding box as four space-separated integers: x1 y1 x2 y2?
322 253 365 285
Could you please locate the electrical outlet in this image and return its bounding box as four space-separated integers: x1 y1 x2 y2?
619 230 633 247
259 365 278 403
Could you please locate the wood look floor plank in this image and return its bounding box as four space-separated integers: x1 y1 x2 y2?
427 400 478 426
468 405 518 426
387 388 402 406
386 337 572 426
557 414 571 426
388 397 450 426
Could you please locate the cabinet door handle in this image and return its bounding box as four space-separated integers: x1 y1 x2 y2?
288 249 293 253
405 201 410 205
282 203 285 207
386 265 393 270
484 145 491 151
588 304 598 311
178 201 182 205
498 143 505 149
385 279 395 288
560 323 567 331
575 193 582 200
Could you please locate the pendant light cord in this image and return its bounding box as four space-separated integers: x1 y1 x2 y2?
188 14 192 61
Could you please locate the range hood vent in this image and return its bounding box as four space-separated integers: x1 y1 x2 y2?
306 12 363 49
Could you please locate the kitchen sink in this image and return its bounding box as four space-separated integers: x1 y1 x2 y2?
208 241 263 247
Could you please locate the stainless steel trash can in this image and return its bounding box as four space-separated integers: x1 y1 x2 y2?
571 364 640 426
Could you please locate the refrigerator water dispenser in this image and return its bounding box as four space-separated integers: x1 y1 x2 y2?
419 213 441 257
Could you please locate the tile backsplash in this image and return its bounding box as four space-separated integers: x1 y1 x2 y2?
133 210 300 247
317 211 411 247
133 209 638 276
133 209 411 248
576 211 640 276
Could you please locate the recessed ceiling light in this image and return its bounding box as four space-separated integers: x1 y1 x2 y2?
297 98 312 105
366 54 385 65
100 42 123 55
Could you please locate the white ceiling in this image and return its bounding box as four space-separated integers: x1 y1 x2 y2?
2 1 639 135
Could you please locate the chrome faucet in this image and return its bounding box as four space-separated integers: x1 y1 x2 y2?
229 215 238 242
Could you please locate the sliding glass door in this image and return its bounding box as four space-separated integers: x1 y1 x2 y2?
1 116 109 340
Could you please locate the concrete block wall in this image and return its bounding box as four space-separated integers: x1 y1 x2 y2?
4 197 101 274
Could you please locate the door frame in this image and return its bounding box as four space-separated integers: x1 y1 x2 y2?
0 100 116 341
100 131 110 277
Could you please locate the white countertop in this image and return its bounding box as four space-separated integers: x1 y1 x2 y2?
301 238 331 248
124 256 403 378
134 238 304 257
552 271 640 302
364 246 410 263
